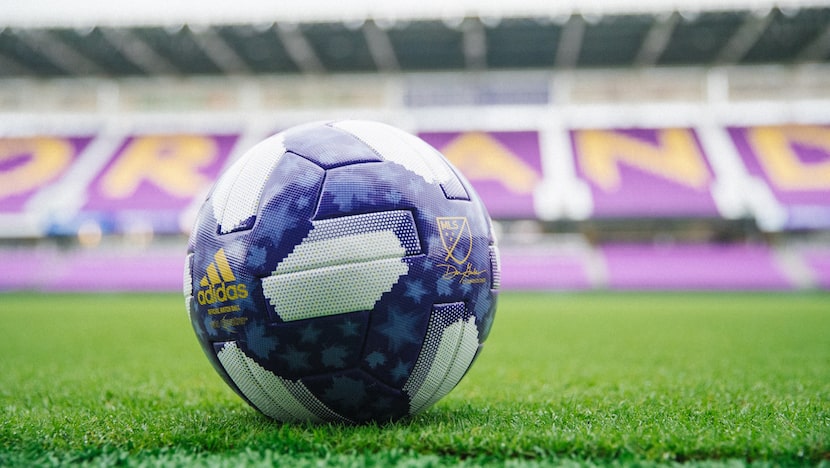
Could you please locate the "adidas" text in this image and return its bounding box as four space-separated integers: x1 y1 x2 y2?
197 248 248 306
198 282 248 305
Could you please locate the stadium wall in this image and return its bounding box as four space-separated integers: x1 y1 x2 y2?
1 66 829 291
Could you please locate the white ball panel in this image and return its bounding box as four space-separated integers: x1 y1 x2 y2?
217 341 349 423
212 134 286 234
405 317 479 415
274 230 405 275
183 253 194 315
263 257 409 322
262 214 416 322
333 120 453 185
217 341 302 421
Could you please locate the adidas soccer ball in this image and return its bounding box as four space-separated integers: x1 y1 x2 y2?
183 120 499 423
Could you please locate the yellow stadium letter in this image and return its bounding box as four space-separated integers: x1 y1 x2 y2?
748 126 830 191
0 137 74 200
574 128 711 192
99 135 218 199
438 132 540 194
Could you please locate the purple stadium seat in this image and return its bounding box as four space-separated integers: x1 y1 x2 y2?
602 243 793 290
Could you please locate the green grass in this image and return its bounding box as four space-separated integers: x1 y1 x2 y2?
1 292 828 466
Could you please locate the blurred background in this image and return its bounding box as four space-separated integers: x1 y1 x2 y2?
1 0 829 292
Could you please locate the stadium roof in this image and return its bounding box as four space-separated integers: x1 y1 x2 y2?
2 0 830 77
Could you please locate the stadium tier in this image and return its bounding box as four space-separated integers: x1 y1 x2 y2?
2 122 829 292
2 124 829 236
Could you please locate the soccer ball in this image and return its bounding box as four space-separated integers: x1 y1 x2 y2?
183 120 499 423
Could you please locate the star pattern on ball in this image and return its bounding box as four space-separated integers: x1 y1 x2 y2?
376 307 421 353
437 276 453 296
201 314 215 338
300 324 322 344
389 359 411 383
295 195 312 210
364 351 386 369
246 245 268 270
384 190 403 204
339 319 360 337
327 179 370 212
321 345 349 368
280 345 311 371
324 376 367 410
404 279 428 304
255 200 302 256
246 322 279 360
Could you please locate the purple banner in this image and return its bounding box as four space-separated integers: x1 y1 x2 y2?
727 125 830 228
419 131 543 219
571 128 719 217
80 133 238 233
84 133 238 212
0 136 92 213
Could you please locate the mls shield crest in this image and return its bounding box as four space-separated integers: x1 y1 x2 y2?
436 217 473 265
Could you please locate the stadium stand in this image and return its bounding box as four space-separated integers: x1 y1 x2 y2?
1 0 829 291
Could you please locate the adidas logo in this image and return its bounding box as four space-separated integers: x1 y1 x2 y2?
197 248 248 305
